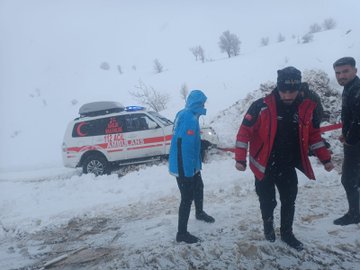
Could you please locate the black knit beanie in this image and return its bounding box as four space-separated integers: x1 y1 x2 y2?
277 66 302 92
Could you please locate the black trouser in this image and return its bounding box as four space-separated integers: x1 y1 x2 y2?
341 142 360 215
176 172 204 234
255 166 298 235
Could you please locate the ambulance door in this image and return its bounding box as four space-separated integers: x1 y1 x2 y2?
93 115 127 162
124 113 164 159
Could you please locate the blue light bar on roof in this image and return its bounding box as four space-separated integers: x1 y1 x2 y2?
125 105 145 111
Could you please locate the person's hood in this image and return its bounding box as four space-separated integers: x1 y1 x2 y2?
185 90 207 115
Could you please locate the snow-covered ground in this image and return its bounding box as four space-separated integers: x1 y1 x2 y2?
1 151 359 269
1 0 360 269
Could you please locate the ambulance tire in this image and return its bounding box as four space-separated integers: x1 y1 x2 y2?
83 154 110 176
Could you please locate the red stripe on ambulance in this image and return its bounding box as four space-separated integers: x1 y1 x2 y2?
66 135 171 153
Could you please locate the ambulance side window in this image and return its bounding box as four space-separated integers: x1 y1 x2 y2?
72 116 125 137
103 116 125 134
124 114 157 132
72 120 97 137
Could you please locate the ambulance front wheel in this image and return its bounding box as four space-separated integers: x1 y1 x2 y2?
82 154 110 176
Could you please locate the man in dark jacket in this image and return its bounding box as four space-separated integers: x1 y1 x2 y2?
169 90 215 244
235 66 334 251
333 57 360 225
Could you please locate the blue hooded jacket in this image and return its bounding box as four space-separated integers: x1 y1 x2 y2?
169 90 207 178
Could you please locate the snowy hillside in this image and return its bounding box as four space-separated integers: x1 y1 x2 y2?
1 0 360 170
1 0 360 269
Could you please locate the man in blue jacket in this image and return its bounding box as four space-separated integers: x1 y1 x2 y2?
169 89 215 244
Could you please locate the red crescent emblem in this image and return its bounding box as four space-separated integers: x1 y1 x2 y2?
76 122 87 137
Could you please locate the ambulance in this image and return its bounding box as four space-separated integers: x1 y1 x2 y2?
62 101 218 175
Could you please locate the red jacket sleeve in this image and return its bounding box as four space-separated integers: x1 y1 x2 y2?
308 123 331 164
235 124 252 163
235 100 263 163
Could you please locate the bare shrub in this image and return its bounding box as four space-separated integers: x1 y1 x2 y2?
190 46 205 62
153 59 164 73
190 47 199 61
302 69 335 96
302 33 314 43
117 65 123 74
129 80 170 112
277 33 285 43
198 46 205 63
322 18 336 30
219 30 241 58
303 69 341 122
309 23 322 33
180 83 189 102
100 62 110 70
259 81 276 96
260 37 270 46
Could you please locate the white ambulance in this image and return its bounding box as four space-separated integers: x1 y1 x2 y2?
62 101 219 175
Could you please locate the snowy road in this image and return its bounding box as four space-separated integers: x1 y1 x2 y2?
1 154 359 269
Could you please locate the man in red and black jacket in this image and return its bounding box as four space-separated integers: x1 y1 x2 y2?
235 66 334 251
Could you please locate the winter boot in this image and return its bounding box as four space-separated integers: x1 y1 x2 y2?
333 212 360 226
334 187 360 225
281 232 304 251
176 232 199 244
196 211 215 223
263 219 275 242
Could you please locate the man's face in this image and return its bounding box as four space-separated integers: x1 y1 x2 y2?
278 90 299 105
334 65 357 86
